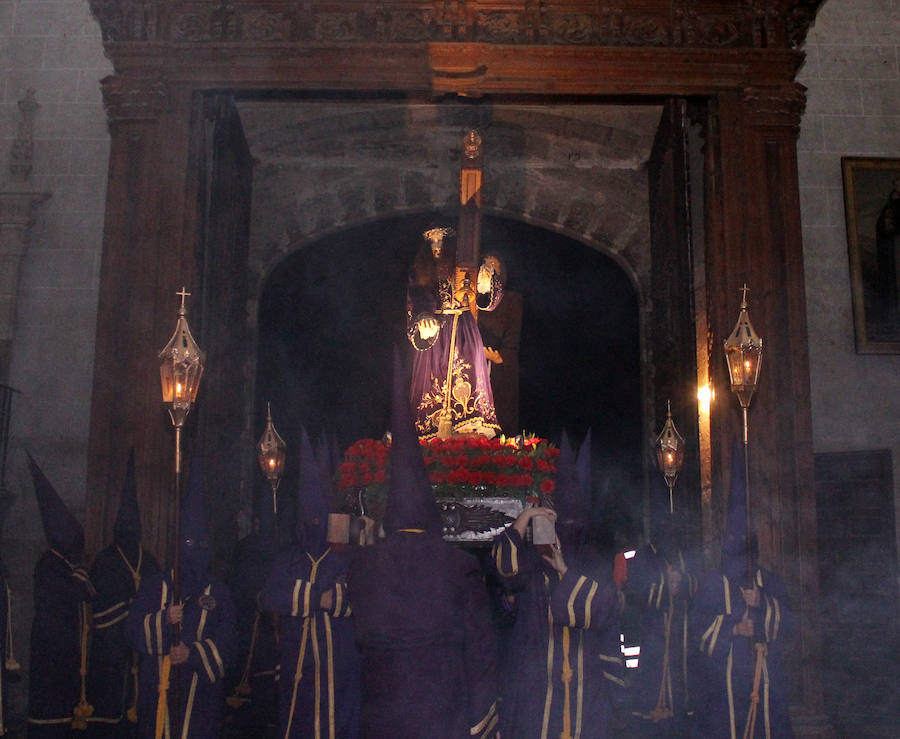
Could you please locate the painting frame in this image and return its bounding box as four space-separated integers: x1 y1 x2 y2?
841 156 900 354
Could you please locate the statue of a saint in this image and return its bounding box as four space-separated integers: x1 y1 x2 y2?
407 227 502 439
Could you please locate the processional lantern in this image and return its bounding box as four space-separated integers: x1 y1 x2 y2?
256 401 286 514
158 288 206 440
723 284 763 579
654 400 685 514
158 287 205 601
724 284 763 427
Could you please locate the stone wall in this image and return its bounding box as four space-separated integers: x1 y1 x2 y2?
797 0 900 552
0 0 112 721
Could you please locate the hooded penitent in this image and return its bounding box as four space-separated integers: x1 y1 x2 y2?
27 451 85 563
554 429 592 553
296 425 330 555
114 448 142 562
649 471 681 564
722 436 757 584
382 345 443 534
180 452 211 597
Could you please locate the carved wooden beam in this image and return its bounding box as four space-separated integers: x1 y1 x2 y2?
89 0 823 50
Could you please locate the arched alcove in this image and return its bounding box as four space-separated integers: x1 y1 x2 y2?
256 213 644 542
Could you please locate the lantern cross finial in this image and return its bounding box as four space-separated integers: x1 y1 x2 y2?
740 283 750 308
176 287 191 311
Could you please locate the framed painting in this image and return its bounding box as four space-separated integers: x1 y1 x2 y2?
841 157 900 353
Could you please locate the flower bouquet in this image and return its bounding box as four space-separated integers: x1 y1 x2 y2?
335 434 558 532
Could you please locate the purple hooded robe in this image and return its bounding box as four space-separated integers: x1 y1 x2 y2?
348 348 499 738
259 426 360 739
124 454 236 739
491 431 622 739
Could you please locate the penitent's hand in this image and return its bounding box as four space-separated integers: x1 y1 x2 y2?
740 586 761 609
170 643 190 665
166 603 183 625
358 515 377 546
512 506 556 539
541 537 568 577
320 589 334 611
733 619 754 638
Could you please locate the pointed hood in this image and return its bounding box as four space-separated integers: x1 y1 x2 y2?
254 479 277 556
555 430 592 552
554 430 591 521
329 433 341 483
573 429 593 521
296 425 329 554
553 430 575 507
723 436 756 582
113 448 142 559
27 452 84 563
383 346 443 534
316 430 336 491
180 452 211 596
649 472 681 564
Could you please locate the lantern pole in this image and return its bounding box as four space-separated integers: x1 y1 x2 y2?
158 287 206 603
724 285 763 581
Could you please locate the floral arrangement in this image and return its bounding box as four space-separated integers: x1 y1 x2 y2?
336 434 558 516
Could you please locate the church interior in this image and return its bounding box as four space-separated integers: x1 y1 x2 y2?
0 0 898 736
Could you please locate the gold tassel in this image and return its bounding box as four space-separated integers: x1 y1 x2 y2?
72 602 94 730
4 585 18 672
155 655 171 739
227 612 259 708
126 656 140 723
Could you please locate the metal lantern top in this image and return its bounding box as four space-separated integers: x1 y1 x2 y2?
158 288 206 428
724 285 763 409
257 401 286 491
655 400 686 492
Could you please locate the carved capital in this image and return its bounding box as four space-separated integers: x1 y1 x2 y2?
89 0 161 43
101 75 169 125
742 83 807 129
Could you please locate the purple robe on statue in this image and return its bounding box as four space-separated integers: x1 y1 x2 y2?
349 532 499 739
491 528 622 739
407 265 501 440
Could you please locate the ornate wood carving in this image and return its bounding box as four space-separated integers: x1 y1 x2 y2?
743 82 807 128
101 74 170 124
89 1 823 49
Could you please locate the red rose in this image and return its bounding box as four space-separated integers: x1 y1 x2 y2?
540 478 556 494
518 457 534 471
